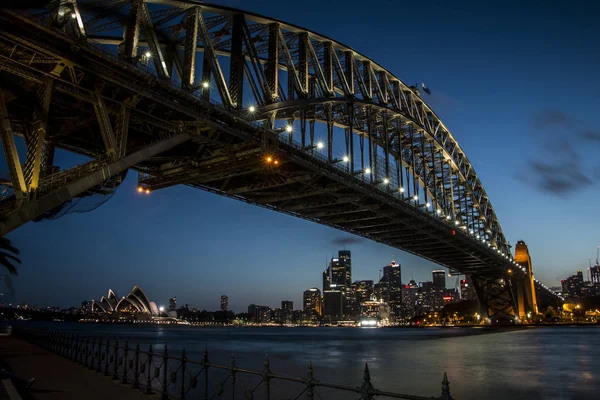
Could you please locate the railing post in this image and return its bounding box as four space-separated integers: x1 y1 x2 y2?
360 363 374 400
122 341 129 384
202 348 209 400
162 344 169 400
180 348 187 400
438 372 453 400
133 343 140 389
113 340 119 379
230 354 236 400
97 338 103 372
84 336 90 367
263 354 271 400
146 344 153 394
306 361 314 400
104 339 110 376
75 334 81 364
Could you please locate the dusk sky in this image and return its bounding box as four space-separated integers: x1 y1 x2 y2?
4 0 599 312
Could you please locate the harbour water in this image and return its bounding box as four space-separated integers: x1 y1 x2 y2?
15 323 600 399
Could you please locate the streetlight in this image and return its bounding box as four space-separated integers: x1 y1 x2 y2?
145 51 151 58
342 155 349 163
71 13 77 19
202 81 210 89
383 178 389 184
316 141 324 149
364 168 371 174
248 105 256 113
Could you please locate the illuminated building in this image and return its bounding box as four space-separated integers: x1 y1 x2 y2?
460 276 477 300
562 271 585 299
432 270 446 311
401 280 418 318
360 299 389 323
323 290 344 321
354 280 374 304
381 258 402 319
323 250 353 316
91 286 160 318
416 282 434 315
303 288 322 321
248 304 270 323
169 297 177 311
281 300 293 323
220 295 228 312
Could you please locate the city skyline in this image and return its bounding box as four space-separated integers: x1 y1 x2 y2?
3 0 599 311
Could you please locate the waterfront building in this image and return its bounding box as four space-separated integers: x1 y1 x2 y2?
460 276 477 301
432 270 446 311
354 280 374 305
248 304 271 323
169 297 177 312
323 290 344 321
281 300 293 323
360 299 390 323
221 295 228 312
91 286 160 319
303 287 322 321
323 250 354 317
416 282 434 315
401 280 418 319
562 271 585 299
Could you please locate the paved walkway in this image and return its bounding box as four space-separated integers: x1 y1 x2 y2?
0 336 156 400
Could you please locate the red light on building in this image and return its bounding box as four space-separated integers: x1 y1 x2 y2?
443 296 453 301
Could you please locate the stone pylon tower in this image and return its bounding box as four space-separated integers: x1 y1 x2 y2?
514 241 538 320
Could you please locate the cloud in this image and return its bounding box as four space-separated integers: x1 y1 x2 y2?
520 110 597 197
532 109 570 129
331 236 365 246
582 131 600 142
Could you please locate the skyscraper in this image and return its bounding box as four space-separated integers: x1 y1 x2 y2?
169 297 177 311
460 276 477 301
432 270 446 311
220 295 228 312
401 280 418 318
323 250 353 317
303 288 322 321
382 258 402 319
323 290 344 321
354 280 374 304
281 300 293 323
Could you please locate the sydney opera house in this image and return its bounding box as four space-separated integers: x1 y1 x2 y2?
91 285 160 320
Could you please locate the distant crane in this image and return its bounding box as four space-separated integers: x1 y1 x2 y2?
596 246 599 266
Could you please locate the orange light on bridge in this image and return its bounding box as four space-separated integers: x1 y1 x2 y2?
145 189 150 194
266 156 272 163
508 269 512 274
274 160 279 165
137 187 143 193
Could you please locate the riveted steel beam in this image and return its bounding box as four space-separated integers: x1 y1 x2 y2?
182 6 200 90
0 89 27 200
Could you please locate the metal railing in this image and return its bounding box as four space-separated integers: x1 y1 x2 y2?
13 327 453 400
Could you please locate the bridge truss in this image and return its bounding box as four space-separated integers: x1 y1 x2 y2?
0 0 561 321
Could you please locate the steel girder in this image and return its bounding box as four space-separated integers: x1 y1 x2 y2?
37 0 508 253
0 3 563 317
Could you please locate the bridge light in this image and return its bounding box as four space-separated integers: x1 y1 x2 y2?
145 51 152 58
508 269 512 274
316 141 324 149
452 229 456 235
274 160 279 165
71 13 77 19
399 187 405 193
137 187 143 193
413 195 418 201
436 209 441 215
383 178 389 184
425 202 430 208
342 155 349 163
202 81 210 89
145 189 150 194
248 105 256 113
446 215 451 220
469 229 474 234
364 168 371 174
266 156 272 163
454 220 459 226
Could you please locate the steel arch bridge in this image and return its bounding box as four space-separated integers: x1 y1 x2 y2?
0 0 561 321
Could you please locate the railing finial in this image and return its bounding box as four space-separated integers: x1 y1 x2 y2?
439 372 453 399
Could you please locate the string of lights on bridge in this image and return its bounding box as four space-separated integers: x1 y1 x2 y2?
132 37 563 301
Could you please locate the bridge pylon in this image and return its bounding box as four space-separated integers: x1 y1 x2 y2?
513 241 538 321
